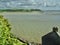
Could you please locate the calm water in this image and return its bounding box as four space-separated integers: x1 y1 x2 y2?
1 11 60 43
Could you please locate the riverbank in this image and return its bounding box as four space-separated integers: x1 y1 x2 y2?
0 11 43 16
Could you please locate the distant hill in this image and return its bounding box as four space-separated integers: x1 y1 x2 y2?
0 9 43 12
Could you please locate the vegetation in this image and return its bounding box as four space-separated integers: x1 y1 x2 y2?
0 15 27 45
0 9 42 12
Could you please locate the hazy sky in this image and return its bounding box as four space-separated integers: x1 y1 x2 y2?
0 0 60 10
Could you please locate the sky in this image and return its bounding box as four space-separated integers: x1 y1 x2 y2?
0 0 60 10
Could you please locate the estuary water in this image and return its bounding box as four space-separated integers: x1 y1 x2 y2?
1 11 60 43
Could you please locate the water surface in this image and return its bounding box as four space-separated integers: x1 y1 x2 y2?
1 11 60 43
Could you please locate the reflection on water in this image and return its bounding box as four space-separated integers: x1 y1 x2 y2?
1 11 60 43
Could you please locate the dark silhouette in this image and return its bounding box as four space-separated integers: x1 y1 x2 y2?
17 37 26 43
42 27 60 45
17 38 29 45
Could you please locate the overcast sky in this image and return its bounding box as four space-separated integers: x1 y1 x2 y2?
0 0 60 10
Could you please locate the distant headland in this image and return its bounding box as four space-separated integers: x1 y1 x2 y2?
0 9 43 12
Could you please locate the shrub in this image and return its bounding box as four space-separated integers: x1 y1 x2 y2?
0 15 27 45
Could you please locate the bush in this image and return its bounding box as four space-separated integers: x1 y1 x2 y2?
0 15 27 45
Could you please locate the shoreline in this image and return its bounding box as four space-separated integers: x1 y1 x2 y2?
0 11 43 15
